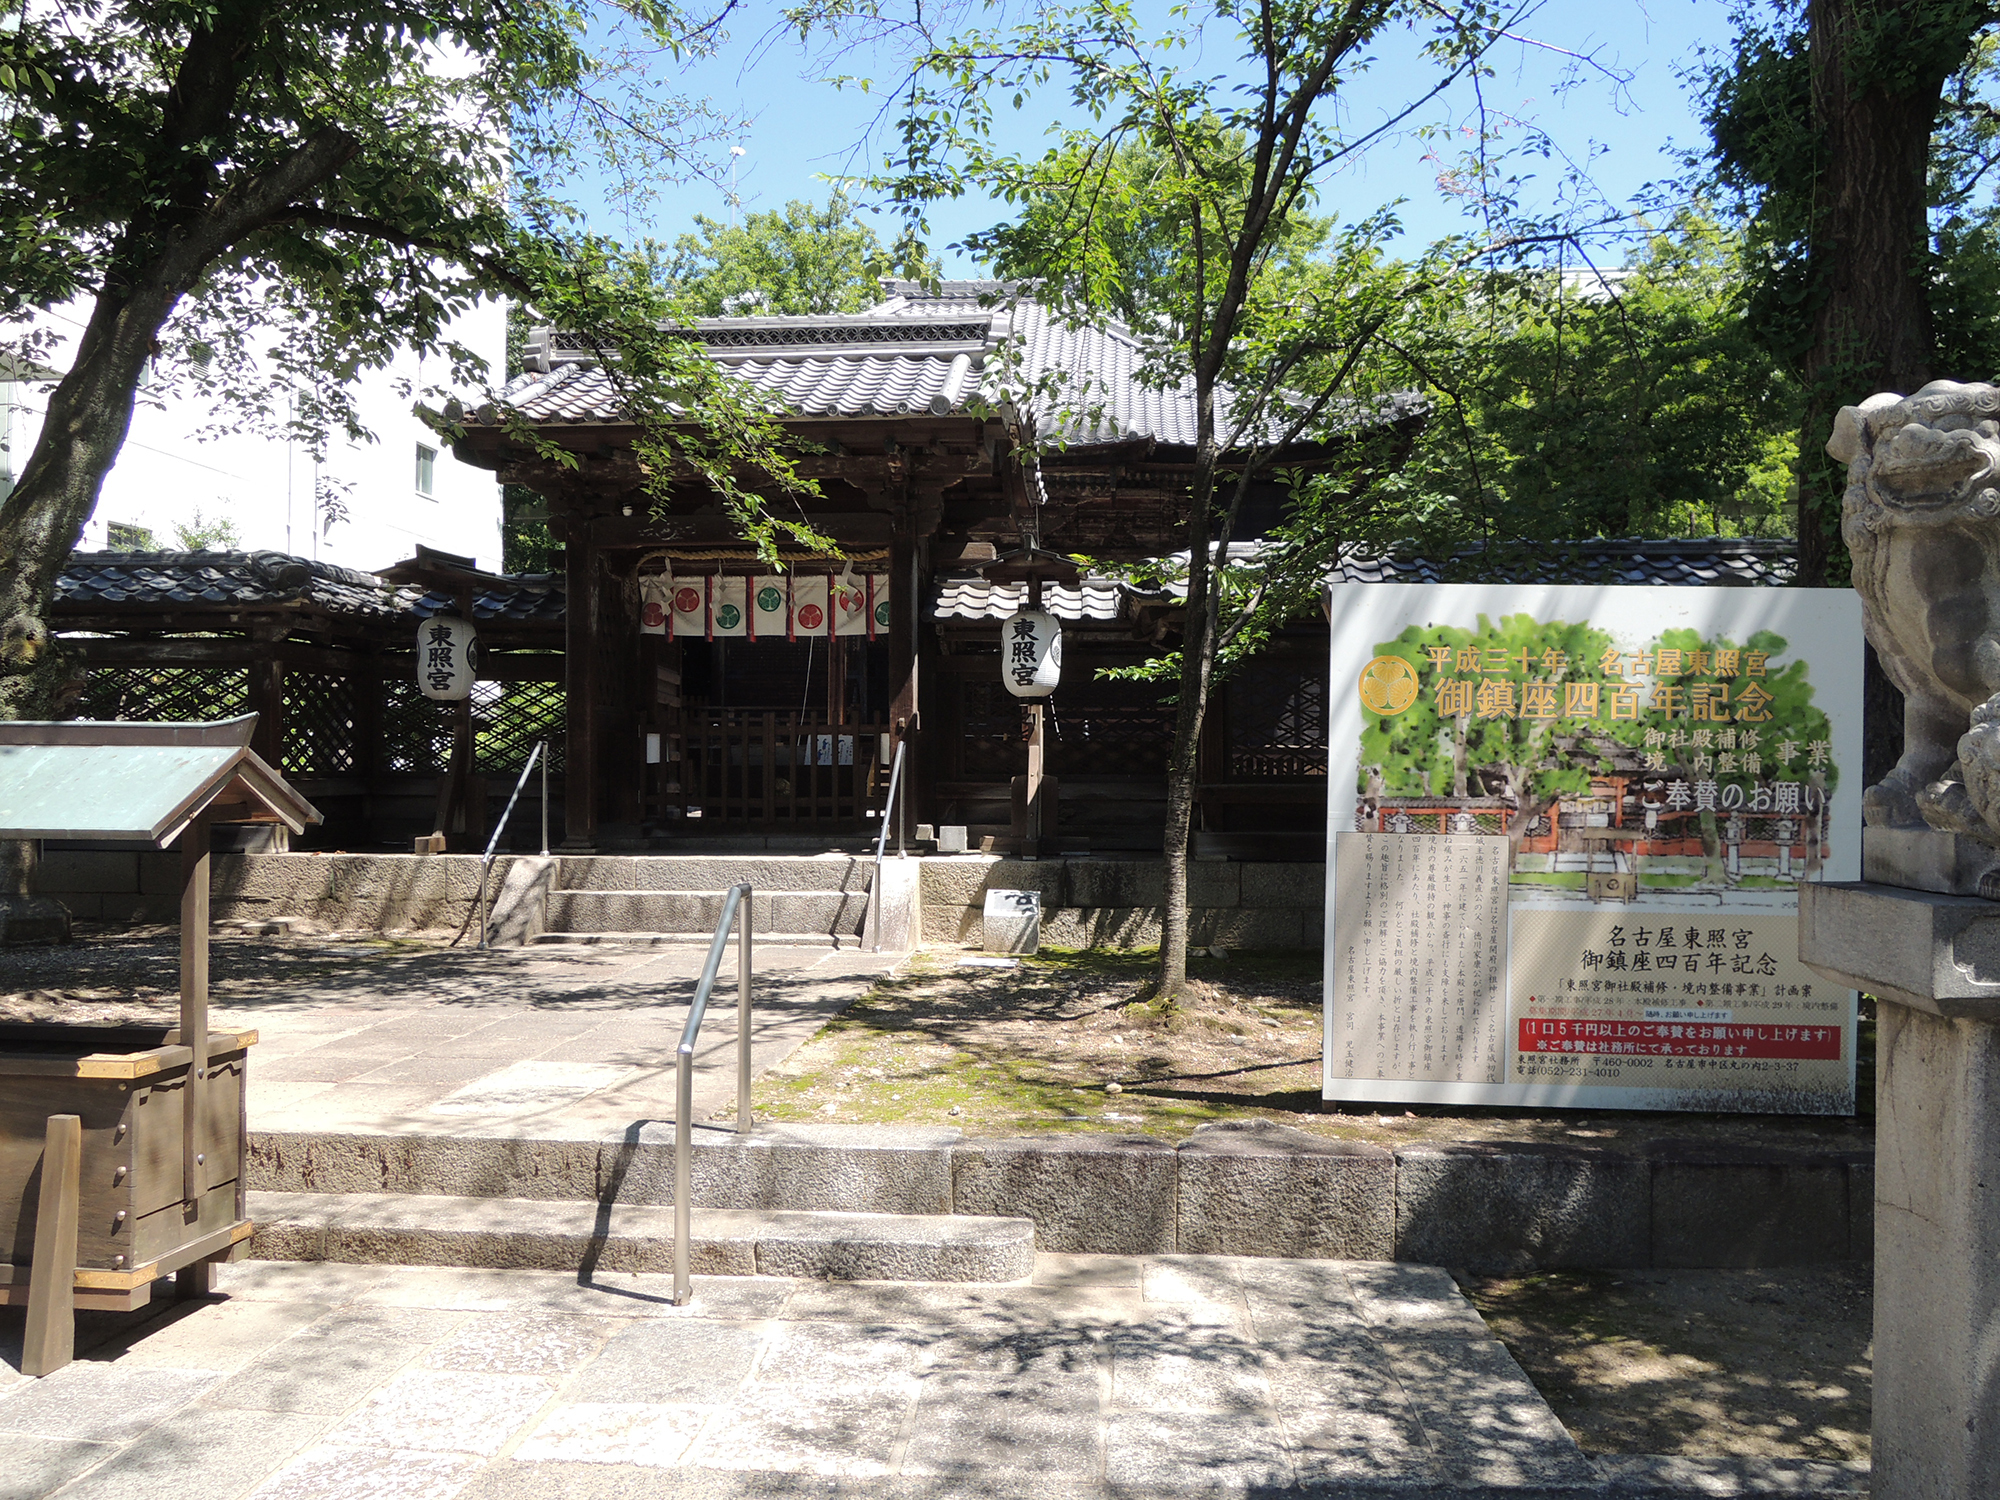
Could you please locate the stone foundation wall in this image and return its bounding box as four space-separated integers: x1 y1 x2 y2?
250 1117 1875 1270
37 849 1330 949
36 851 531 933
920 856 1326 949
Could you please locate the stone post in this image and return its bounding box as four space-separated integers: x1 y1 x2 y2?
1800 861 2000 1499
1808 378 2000 1499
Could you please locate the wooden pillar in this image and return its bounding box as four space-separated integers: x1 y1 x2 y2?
247 657 284 769
564 537 599 847
356 654 382 843
1023 701 1046 856
179 813 210 1208
827 636 848 725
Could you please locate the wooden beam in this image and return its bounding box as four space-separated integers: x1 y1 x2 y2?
179 815 210 1208
376 652 565 683
21 1114 81 1378
565 543 598 846
585 513 897 548
247 657 283 767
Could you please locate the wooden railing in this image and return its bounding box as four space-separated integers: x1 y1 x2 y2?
662 709 891 830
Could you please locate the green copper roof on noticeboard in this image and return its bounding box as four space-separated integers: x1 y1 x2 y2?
0 716 320 844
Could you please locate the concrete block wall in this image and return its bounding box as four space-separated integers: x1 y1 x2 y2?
32 848 184 921
37 850 1325 949
211 853 531 932
250 1118 1875 1271
35 851 536 933
921 855 1326 949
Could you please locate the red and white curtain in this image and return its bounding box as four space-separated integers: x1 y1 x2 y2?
644 570 890 640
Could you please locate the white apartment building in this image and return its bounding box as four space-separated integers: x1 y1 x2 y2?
1 294 507 572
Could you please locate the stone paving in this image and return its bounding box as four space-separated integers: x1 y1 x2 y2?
0 1256 1866 1499
6 932 895 1132
0 932 901 1138
235 941 902 1140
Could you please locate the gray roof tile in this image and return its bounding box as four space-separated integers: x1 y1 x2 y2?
1334 538 1794 587
502 280 1396 450
929 574 1130 623
57 551 565 626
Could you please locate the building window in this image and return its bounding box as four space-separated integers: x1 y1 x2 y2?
415 443 437 497
107 521 156 551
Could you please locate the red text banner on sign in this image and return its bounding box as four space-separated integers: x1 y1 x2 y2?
1518 1018 1843 1061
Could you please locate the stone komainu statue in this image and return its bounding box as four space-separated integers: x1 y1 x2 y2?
1831 379 2000 843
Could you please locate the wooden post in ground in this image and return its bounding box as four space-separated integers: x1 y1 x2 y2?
1023 702 1045 857
180 813 210 1209
564 540 599 848
22 1114 82 1377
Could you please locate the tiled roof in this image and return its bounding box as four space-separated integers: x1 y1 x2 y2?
933 538 1798 630
57 550 403 619
407 575 565 624
57 551 565 626
1335 538 1796 587
504 280 1411 450
929 574 1130 623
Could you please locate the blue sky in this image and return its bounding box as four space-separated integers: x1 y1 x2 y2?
586 0 1743 271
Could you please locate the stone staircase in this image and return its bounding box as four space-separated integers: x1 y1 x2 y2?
525 854 877 947
247 1124 1038 1284
251 1194 1035 1280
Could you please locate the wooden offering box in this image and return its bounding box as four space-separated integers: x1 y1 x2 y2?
0 1023 258 1313
0 714 319 1376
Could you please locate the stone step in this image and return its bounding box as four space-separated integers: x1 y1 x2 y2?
529 930 854 947
557 854 875 894
546 888 869 936
248 1190 1035 1282
246 1121 1877 1272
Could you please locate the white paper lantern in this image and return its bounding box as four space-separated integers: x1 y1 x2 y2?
416 616 478 700
1000 608 1061 698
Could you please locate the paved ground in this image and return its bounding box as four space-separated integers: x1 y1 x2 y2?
2 934 900 1138
0 1255 1867 1500
244 943 905 1140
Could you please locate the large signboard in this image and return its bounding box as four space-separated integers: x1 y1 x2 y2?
1324 584 1863 1114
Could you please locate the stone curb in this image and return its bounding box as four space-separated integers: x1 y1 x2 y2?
247 1190 1037 1282
249 1120 1874 1271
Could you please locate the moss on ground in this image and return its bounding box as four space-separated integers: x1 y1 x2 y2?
750 945 1877 1152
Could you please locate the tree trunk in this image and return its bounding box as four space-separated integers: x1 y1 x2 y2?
0 120 357 719
1158 475 1217 1000
0 279 185 718
1794 0 1967 586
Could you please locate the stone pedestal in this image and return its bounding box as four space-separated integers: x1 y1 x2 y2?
982 888 1040 955
1800 881 2000 1500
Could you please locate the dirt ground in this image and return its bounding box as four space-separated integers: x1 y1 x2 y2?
0 925 475 1027
1467 1266 1872 1462
753 946 1877 1153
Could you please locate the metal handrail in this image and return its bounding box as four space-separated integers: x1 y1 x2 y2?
673 881 753 1306
869 738 907 954
476 740 548 949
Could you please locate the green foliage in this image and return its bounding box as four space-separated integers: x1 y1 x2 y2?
1346 217 1801 554
663 194 933 316
1099 213 1805 694
0 0 839 689
501 485 558 573
169 505 242 551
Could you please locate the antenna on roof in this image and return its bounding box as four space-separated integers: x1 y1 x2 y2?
729 146 745 229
